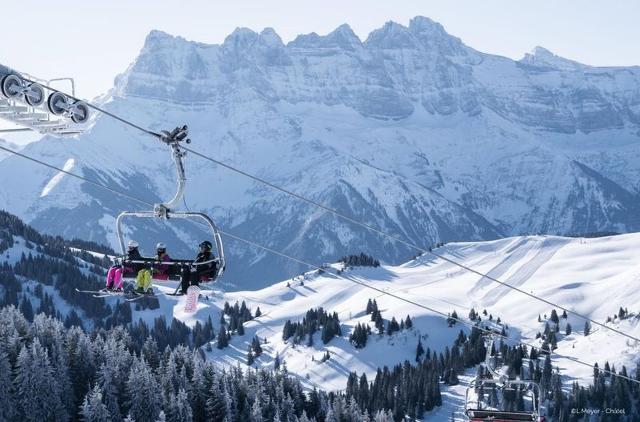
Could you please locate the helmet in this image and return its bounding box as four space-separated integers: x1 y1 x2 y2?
156 242 166 253
128 240 139 248
199 240 212 251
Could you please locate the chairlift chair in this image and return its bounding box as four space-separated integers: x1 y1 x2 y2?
464 328 545 422
115 125 225 285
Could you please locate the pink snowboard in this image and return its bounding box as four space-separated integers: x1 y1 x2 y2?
184 285 200 313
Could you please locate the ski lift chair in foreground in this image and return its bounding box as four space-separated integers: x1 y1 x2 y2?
115 125 225 287
464 324 545 422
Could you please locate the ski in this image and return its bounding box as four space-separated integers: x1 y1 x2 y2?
92 291 128 299
125 290 158 302
75 288 110 295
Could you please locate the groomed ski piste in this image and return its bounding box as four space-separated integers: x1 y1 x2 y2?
30 232 633 421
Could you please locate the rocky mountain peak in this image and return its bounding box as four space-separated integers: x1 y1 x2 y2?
520 46 585 70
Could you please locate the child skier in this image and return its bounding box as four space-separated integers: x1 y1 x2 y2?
135 242 171 294
105 240 143 292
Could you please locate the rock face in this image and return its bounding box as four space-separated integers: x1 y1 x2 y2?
1 16 639 289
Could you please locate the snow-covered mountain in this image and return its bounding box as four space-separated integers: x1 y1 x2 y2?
1 16 640 288
180 232 640 393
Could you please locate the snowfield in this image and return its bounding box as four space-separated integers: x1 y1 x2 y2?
110 232 639 419
3 228 639 420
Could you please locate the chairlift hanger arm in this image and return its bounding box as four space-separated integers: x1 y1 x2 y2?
154 125 192 215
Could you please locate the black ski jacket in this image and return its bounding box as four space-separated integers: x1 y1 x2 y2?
126 248 145 272
193 251 215 273
128 248 142 261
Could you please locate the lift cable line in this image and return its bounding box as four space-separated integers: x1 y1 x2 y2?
7 81 640 345
178 143 640 345
0 143 638 386
20 78 160 138
0 145 154 208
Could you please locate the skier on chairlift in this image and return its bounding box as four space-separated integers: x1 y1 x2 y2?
105 240 142 292
135 242 171 294
179 240 216 295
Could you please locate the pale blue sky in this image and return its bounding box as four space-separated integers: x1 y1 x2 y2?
1 0 638 100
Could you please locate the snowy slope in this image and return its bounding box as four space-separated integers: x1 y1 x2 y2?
99 231 640 420
3 210 638 420
1 17 640 288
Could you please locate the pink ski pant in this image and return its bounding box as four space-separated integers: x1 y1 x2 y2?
106 266 133 289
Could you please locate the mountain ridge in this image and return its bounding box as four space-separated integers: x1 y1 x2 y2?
1 16 639 288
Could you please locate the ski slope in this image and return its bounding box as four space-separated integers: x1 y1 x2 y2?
4 230 639 420
119 232 640 419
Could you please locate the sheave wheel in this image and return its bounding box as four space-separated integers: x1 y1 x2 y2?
70 101 90 124
25 83 45 106
1 74 23 98
47 92 68 115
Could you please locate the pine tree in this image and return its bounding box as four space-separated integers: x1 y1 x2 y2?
14 339 66 421
565 323 572 336
405 315 413 329
205 386 226 422
469 308 477 321
0 349 16 421
274 353 281 371
255 306 262 318
217 326 228 349
81 385 111 422
165 389 193 422
19 296 34 321
250 397 264 422
618 307 626 319
142 337 160 369
126 358 162 422
541 355 553 392
550 309 559 324
416 339 425 362
548 331 558 350
247 346 255 366
584 321 591 336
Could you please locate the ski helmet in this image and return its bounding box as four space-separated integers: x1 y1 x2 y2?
199 240 212 251
128 240 139 248
156 242 166 252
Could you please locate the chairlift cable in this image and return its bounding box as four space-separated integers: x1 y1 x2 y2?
9 81 640 345
0 143 637 386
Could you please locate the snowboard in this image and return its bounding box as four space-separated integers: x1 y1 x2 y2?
184 285 200 312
